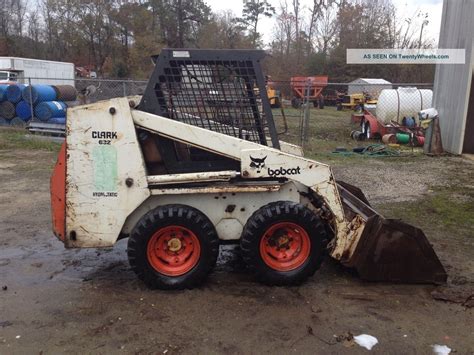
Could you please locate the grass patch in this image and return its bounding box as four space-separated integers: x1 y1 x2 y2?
0 128 61 152
379 188 474 238
274 106 423 165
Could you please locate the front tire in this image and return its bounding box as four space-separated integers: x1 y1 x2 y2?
361 120 372 139
318 97 325 109
240 201 328 286
291 97 302 109
127 204 219 290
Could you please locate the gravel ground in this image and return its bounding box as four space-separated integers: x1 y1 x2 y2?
333 155 474 204
0 147 473 354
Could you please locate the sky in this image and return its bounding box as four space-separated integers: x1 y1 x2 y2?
204 0 444 46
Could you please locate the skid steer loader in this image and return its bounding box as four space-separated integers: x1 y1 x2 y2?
50 49 446 289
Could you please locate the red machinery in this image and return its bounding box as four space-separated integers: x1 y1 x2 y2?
356 109 425 146
290 76 328 109
353 87 434 146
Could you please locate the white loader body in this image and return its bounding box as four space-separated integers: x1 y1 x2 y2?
63 97 357 263
51 48 446 287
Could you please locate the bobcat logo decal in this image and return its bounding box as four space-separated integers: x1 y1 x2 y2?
250 156 267 173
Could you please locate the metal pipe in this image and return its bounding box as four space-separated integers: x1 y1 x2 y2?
147 170 239 185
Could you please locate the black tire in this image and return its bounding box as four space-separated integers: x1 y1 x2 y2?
291 97 301 109
318 97 325 109
361 120 371 139
127 204 219 290
240 201 328 286
312 100 319 108
336 103 343 111
274 97 281 108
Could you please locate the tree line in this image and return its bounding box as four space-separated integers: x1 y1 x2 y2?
0 0 435 82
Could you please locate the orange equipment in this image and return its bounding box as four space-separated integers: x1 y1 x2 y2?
290 76 328 109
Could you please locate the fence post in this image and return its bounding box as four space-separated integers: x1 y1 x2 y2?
298 86 304 146
28 78 34 122
122 81 127 97
302 80 311 144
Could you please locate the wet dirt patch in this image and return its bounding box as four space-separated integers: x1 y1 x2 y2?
1 146 473 354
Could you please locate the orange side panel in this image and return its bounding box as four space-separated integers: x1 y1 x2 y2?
290 76 329 98
50 142 66 242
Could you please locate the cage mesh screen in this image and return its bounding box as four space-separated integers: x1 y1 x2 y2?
153 59 270 145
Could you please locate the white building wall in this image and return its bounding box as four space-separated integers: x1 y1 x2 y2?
433 0 474 154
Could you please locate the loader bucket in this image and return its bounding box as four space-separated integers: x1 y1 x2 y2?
337 182 447 284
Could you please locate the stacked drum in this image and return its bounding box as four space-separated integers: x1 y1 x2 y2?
0 83 76 127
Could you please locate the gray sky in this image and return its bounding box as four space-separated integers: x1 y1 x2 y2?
204 0 444 46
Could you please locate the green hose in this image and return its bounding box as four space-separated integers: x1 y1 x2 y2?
332 144 401 157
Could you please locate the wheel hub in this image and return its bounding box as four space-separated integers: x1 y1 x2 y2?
146 225 201 276
260 222 311 271
167 237 182 252
277 235 290 248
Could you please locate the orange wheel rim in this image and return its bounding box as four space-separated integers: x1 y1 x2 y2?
147 225 201 276
259 222 310 271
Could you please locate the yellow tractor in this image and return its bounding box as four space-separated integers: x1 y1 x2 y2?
266 77 281 108
337 92 377 111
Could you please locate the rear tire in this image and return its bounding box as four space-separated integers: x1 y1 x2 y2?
127 204 219 290
318 97 325 109
240 201 327 286
291 97 301 109
273 97 281 108
361 120 372 139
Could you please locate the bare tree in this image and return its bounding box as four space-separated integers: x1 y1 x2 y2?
0 4 12 53
314 2 338 54
395 9 433 49
0 0 28 53
236 0 275 46
197 11 253 49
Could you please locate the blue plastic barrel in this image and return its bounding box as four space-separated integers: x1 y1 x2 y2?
48 117 66 124
0 84 8 101
10 117 26 127
15 100 33 121
23 85 57 104
7 84 27 103
402 116 416 128
34 101 67 121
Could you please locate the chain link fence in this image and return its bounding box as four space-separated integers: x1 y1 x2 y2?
74 78 148 104
0 77 148 134
268 80 434 147
0 77 434 144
